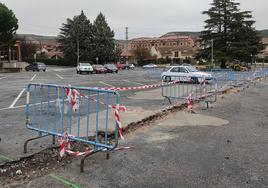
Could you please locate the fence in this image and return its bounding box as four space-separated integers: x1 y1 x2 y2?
146 67 164 78
24 83 121 171
162 76 217 107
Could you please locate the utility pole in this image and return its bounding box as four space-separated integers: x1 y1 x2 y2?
125 27 129 64
77 37 80 64
125 27 128 49
211 39 214 66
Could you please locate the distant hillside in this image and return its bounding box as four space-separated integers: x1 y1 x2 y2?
16 34 57 44
259 30 268 37
161 31 200 40
162 30 268 39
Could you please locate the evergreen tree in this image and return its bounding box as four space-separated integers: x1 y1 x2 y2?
58 11 93 65
0 3 18 46
92 13 115 64
197 0 264 67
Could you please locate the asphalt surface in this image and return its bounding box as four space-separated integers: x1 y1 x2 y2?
17 78 268 188
0 66 163 163
1 66 267 187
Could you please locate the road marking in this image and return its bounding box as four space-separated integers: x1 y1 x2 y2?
56 73 64 80
49 174 80 188
0 76 6 80
99 81 115 87
30 74 36 81
9 89 25 108
0 93 106 112
0 154 13 161
123 79 144 86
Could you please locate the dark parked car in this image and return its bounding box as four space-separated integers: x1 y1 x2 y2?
104 64 118 73
92 64 107 74
25 62 46 72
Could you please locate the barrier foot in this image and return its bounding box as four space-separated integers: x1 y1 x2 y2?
23 135 48 154
52 135 55 145
80 151 95 173
163 97 172 105
106 150 110 160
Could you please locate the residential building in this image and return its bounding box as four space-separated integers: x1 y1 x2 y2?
118 34 197 63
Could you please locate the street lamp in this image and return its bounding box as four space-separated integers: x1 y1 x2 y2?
211 39 214 66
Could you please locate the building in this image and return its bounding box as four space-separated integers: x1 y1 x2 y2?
0 41 22 68
119 34 197 63
262 38 268 58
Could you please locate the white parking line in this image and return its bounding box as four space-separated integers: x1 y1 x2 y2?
0 77 6 80
0 93 106 112
9 89 25 108
99 81 115 88
123 79 144 86
56 73 64 80
30 74 36 81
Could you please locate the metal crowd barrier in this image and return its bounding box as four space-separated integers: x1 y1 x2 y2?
162 76 217 107
24 83 120 171
146 67 163 78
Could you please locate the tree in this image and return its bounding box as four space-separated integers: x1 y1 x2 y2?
197 0 264 67
58 11 93 65
0 3 18 46
92 13 116 64
18 36 37 60
133 46 152 65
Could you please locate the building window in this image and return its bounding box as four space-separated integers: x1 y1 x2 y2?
162 43 165 46
175 51 179 57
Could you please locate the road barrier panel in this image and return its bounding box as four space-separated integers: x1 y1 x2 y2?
24 83 121 172
161 76 217 108
146 67 164 78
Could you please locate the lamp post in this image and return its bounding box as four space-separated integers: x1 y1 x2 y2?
211 39 214 67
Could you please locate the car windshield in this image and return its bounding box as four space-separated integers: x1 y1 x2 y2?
186 66 198 72
80 63 91 66
94 65 104 68
37 63 45 66
105 64 116 68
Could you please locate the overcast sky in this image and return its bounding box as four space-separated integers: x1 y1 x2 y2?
2 0 268 39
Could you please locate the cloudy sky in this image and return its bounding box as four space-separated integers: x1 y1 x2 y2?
2 0 268 39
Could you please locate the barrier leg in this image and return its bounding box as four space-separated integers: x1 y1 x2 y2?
80 151 96 173
52 135 55 145
23 135 49 153
163 97 172 105
106 150 110 160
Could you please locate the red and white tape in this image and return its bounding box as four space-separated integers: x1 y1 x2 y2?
90 80 179 91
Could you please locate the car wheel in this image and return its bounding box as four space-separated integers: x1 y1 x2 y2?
77 70 79 74
165 76 171 82
93 70 96 74
43 69 46 72
33 70 35 72
191 77 199 84
116 70 118 73
37 69 40 72
25 68 29 72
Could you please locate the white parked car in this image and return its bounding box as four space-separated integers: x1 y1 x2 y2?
143 64 157 68
76 63 93 74
161 65 213 83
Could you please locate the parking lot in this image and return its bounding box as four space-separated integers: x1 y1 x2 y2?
1 66 268 187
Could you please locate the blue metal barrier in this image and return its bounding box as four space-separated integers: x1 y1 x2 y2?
146 68 163 78
24 83 120 171
162 76 217 106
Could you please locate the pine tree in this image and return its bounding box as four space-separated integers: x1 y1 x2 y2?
92 13 115 64
197 0 264 67
58 11 93 65
0 3 18 46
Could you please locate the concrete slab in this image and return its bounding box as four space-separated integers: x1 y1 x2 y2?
71 106 159 137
